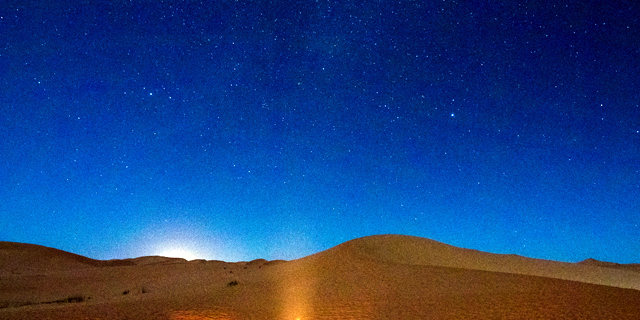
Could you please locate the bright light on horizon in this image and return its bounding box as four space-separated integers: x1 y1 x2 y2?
134 218 219 261
157 248 199 261
125 218 251 262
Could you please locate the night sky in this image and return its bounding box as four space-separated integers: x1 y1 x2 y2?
1 0 639 263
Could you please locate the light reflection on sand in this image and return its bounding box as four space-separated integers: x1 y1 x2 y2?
281 280 312 320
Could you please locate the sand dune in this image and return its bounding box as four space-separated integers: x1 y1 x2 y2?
1 234 639 319
318 234 640 290
0 242 201 275
0 241 135 274
578 258 640 273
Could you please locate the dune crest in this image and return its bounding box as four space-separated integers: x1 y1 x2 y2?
0 242 205 276
2 235 640 319
578 258 640 272
301 234 640 290
0 242 112 273
3 235 640 290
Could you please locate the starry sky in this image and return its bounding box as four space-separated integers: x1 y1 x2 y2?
1 0 639 263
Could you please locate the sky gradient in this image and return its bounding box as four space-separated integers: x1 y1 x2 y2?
1 0 639 263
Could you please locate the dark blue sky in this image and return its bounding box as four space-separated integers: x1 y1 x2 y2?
1 0 639 263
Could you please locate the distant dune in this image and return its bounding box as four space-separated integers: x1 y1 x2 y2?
1 234 639 319
578 258 640 273
309 234 640 290
0 242 136 273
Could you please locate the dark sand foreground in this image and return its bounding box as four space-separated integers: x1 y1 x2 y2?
1 234 639 319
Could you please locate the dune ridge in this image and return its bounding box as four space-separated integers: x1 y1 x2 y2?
0 242 201 275
2 235 640 319
0 242 132 273
2 235 640 289
578 258 640 272
312 234 640 290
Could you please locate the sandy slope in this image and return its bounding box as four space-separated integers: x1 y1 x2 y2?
330 234 640 290
1 235 639 319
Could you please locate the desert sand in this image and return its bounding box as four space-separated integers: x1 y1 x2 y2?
1 234 639 319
